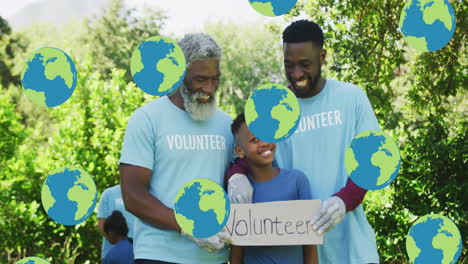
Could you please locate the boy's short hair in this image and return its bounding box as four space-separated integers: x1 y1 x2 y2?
231 112 246 137
104 210 128 237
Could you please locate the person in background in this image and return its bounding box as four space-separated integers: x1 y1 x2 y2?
102 210 134 264
97 184 136 260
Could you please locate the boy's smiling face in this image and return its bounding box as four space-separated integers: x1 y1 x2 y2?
235 123 276 167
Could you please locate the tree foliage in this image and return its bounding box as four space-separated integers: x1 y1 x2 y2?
205 21 285 116
83 0 167 82
0 16 27 89
0 0 161 262
0 59 153 263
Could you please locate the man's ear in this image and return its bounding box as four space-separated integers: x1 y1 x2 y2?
320 48 327 66
235 144 245 158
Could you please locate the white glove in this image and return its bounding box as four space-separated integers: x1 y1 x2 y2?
182 227 232 253
227 173 253 203
311 196 346 235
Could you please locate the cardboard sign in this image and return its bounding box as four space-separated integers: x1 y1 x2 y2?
225 200 323 246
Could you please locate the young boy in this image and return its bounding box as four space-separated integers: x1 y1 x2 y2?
102 210 134 264
229 113 318 264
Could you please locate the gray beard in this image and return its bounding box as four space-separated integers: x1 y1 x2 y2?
179 83 217 121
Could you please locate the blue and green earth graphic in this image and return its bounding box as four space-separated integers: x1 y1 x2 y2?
15 257 50 264
130 36 186 96
248 0 298 17
174 179 230 238
21 47 77 107
345 130 401 190
406 214 462 264
245 83 300 143
41 166 97 226
400 0 456 52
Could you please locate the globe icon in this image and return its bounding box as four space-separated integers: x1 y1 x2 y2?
345 130 401 190
130 36 186 96
399 0 456 52
21 47 77 107
41 166 97 226
174 179 230 238
244 83 300 143
15 257 50 264
248 0 298 17
406 214 462 264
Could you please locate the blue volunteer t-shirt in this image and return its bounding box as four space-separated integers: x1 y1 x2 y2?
98 185 136 259
102 239 134 264
243 168 312 264
119 96 233 263
275 79 380 264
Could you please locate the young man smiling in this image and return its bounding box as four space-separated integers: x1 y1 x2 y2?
227 20 381 264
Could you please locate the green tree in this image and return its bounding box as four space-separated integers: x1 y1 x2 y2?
0 16 27 89
0 58 154 263
83 0 167 82
205 21 285 116
0 0 167 262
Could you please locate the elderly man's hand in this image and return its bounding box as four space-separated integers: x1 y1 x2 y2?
182 227 231 253
311 196 346 235
228 173 253 203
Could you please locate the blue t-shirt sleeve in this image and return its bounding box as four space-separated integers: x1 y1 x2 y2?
119 108 155 170
102 247 121 264
296 171 312 200
102 251 115 264
103 241 134 264
97 189 110 218
355 87 381 134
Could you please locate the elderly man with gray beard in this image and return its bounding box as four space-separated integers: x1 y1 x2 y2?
119 33 233 264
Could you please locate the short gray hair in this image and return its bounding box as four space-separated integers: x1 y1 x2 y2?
178 33 222 67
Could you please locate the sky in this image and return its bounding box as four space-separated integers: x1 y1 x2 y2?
129 0 287 37
0 0 292 37
0 0 39 17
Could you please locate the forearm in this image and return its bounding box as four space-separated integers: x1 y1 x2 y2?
333 177 367 212
120 164 181 232
230 245 243 264
97 218 106 236
123 188 181 232
304 245 318 264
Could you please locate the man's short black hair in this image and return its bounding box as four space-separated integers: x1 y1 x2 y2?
282 19 324 48
104 210 128 237
231 113 246 137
